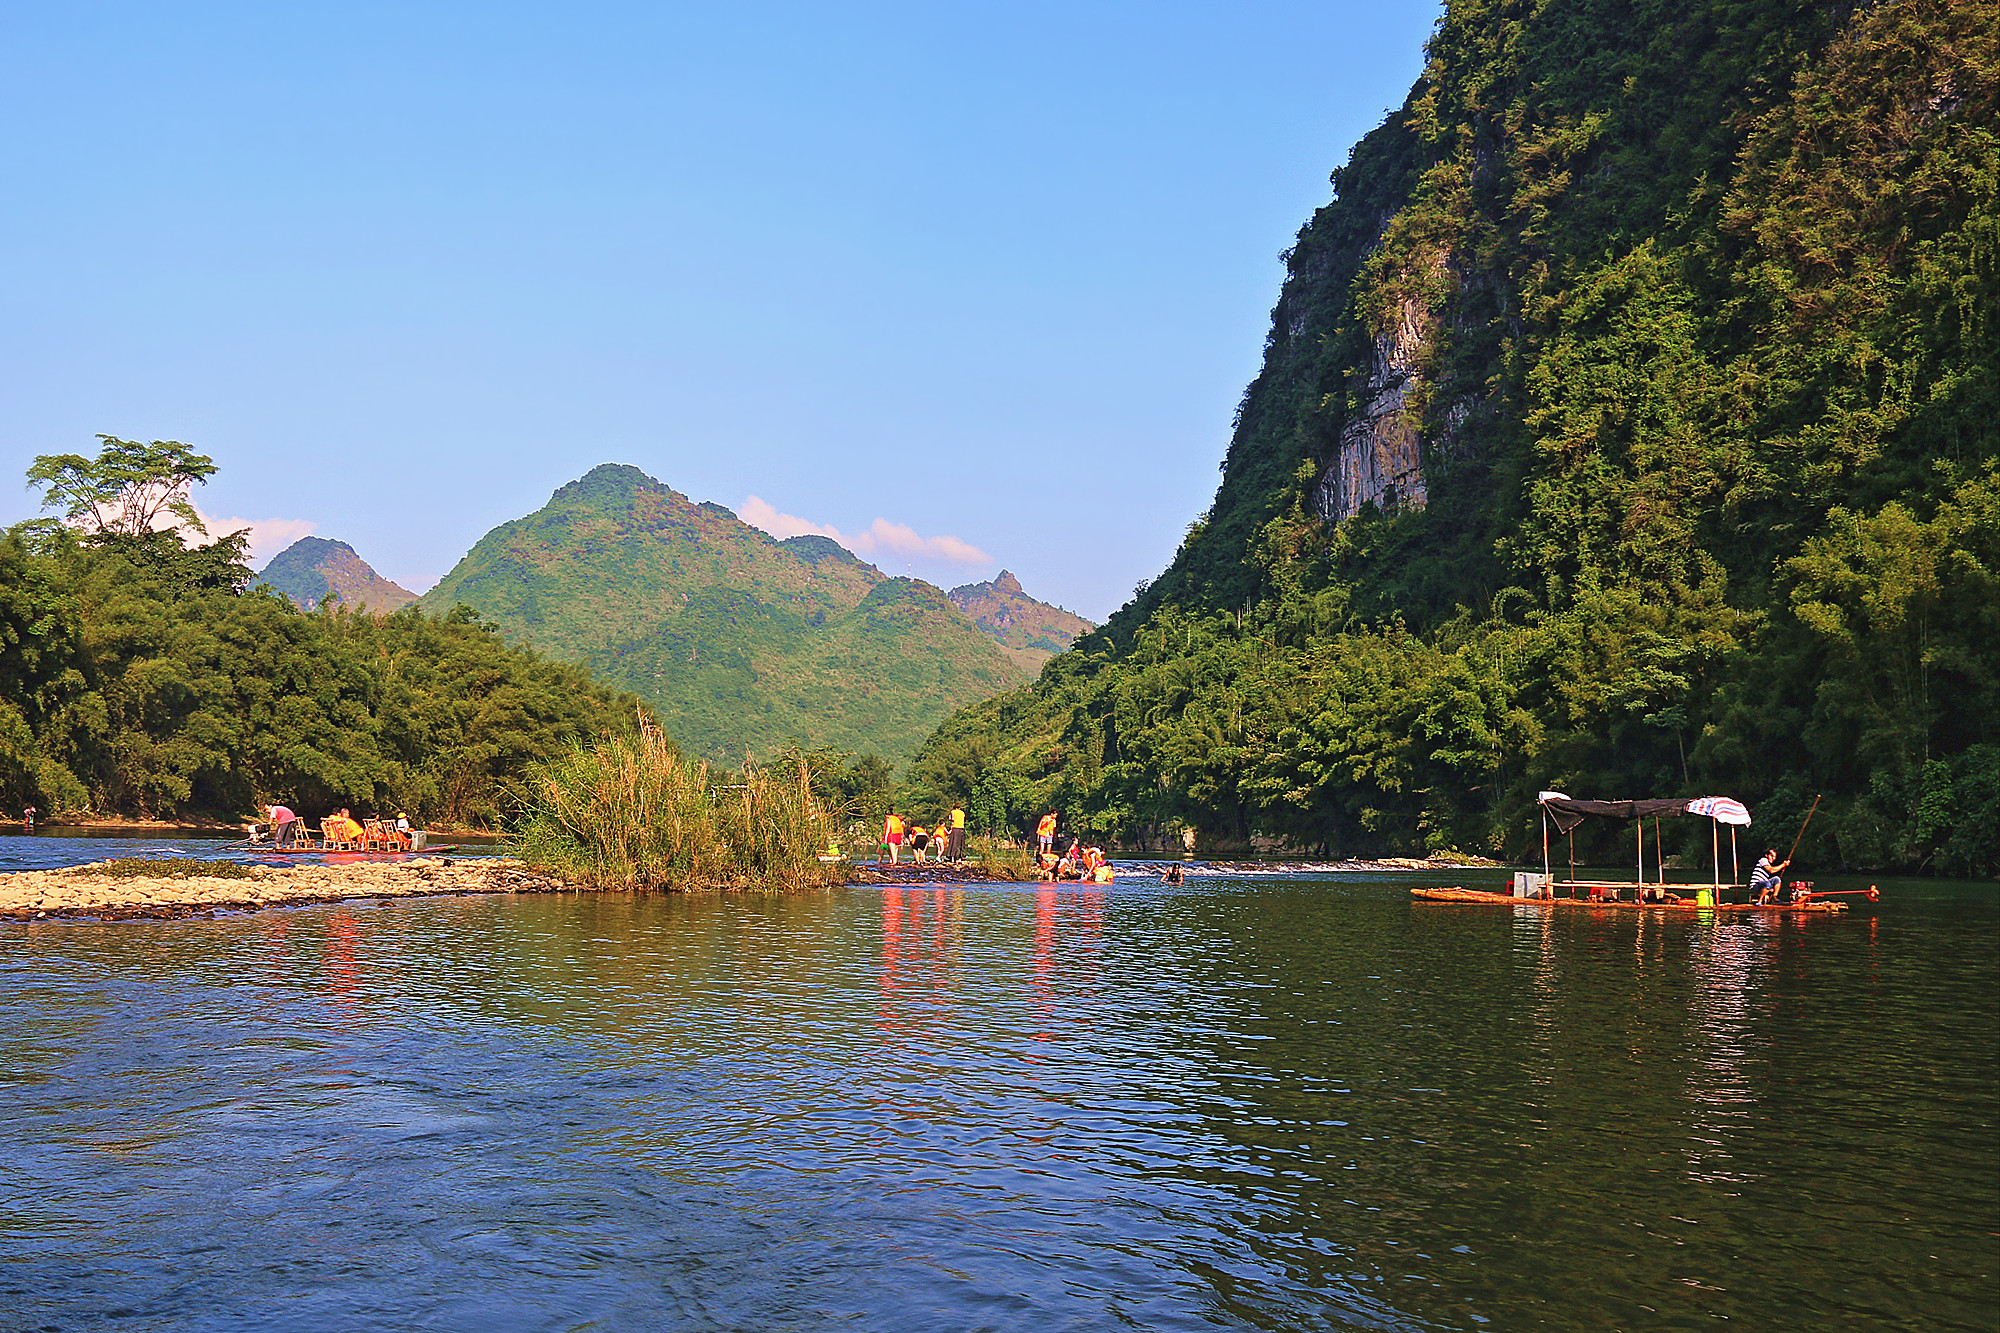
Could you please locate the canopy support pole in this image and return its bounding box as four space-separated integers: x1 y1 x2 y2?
1712 817 1720 898
1731 827 1739 891
1654 816 1663 896
1542 807 1550 881
1569 830 1575 884
1637 819 1644 898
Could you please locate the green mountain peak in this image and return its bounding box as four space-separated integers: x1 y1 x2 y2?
420 465 1033 762
552 462 660 507
255 536 417 613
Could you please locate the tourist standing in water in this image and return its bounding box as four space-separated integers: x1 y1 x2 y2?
883 811 905 864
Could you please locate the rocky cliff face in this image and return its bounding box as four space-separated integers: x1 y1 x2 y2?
1318 301 1433 522
256 537 417 612
947 570 1093 669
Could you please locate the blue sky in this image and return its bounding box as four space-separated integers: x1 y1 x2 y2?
2 0 1439 621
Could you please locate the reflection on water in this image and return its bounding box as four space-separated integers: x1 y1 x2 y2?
0 873 1993 1332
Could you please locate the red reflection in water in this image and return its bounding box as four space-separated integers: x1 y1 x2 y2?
259 917 292 994
1029 886 1103 1052
325 910 360 1010
878 886 962 1043
877 885 1105 1053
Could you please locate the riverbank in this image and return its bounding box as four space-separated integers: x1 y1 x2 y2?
11 816 246 835
0 857 1038 920
0 857 564 923
1 853 1505 924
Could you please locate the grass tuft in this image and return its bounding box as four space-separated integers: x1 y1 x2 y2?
72 858 257 879
968 834 1032 880
514 723 845 892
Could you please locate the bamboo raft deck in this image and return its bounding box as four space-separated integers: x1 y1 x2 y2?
1412 885 1849 913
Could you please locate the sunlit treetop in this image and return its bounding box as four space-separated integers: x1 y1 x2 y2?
26 436 219 538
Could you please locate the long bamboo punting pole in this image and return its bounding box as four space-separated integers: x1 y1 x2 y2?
1786 794 1823 865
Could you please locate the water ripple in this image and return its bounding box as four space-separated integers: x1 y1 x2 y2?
1 873 1993 1331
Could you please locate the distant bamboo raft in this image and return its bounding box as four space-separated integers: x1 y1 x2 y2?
1410 885 1849 913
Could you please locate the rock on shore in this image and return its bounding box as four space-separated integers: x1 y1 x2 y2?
0 858 564 923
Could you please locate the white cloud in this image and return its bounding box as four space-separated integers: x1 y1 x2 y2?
156 507 317 568
740 495 841 543
740 496 992 567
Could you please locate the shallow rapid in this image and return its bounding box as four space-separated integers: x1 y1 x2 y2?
2 869 1993 1331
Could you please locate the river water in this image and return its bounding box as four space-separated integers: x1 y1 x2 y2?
2 868 1993 1331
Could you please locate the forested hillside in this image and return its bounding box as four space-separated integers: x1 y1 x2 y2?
0 524 638 826
421 464 1035 763
909 0 1998 873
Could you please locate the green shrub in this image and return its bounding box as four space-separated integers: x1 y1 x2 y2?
968 834 1031 878
72 858 255 879
514 723 843 891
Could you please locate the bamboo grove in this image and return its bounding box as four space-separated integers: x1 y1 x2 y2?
0 521 640 827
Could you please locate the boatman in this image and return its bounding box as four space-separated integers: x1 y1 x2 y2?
1750 847 1789 904
266 804 298 848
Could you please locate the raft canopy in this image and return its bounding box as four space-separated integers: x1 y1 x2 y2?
1537 791 1752 834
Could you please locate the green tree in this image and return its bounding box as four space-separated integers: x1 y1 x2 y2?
27 436 223 537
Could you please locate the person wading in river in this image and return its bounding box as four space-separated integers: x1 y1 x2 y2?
883 811 905 865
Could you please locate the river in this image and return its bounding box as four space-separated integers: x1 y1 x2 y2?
2 867 1993 1331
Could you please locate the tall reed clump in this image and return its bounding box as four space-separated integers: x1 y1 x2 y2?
514 722 844 891
968 834 1031 880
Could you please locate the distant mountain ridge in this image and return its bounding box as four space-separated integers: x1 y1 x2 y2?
256 537 417 612
948 570 1093 671
418 463 1041 763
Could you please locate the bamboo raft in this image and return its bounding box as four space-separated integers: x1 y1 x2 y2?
1412 885 1849 913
